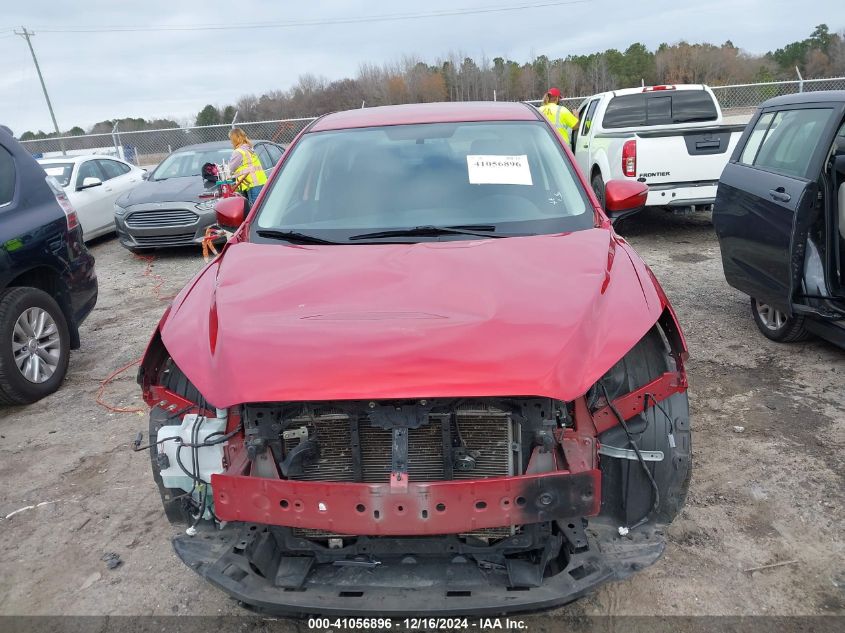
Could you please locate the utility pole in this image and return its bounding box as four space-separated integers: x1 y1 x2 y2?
15 26 65 154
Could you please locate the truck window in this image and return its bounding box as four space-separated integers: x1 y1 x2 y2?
752 108 834 178
0 145 15 207
581 99 600 135
603 90 718 128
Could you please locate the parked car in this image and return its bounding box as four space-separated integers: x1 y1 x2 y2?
0 125 97 405
114 140 284 251
713 91 845 348
137 102 691 615
37 155 145 241
572 84 747 220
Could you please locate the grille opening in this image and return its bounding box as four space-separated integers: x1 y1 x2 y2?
339 591 364 597
277 402 521 541
446 590 472 597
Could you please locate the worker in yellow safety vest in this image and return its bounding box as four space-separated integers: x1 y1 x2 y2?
227 127 268 204
539 87 579 145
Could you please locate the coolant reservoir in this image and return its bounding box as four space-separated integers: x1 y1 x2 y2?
157 414 227 492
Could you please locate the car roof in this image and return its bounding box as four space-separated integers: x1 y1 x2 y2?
760 90 845 108
309 101 541 132
37 155 127 164
178 139 275 152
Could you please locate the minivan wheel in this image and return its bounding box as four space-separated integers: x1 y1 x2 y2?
751 297 810 343
0 287 71 405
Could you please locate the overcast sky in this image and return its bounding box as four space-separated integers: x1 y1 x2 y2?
0 0 841 135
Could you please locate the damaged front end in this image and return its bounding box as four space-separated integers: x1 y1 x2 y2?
139 313 690 616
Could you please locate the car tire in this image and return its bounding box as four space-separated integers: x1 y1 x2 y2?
750 297 810 343
591 172 605 210
0 287 71 405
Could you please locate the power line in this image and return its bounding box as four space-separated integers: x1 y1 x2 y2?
14 26 65 154
23 1 588 33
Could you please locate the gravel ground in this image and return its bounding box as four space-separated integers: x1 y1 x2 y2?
0 209 843 623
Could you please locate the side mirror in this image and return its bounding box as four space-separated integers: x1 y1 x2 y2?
834 153 845 177
215 196 246 228
141 171 150 180
78 176 103 190
604 180 649 220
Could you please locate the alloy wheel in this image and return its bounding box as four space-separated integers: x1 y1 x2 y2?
755 302 786 331
11 307 61 383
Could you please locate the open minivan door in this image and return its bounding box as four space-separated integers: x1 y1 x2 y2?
714 105 842 312
714 96 845 346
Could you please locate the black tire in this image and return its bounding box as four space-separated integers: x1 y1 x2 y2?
597 326 692 526
591 172 605 210
750 297 810 342
0 287 71 406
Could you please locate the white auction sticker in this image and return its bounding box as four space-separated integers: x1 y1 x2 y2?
466 154 533 186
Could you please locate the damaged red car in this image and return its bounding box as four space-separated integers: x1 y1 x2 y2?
138 102 691 616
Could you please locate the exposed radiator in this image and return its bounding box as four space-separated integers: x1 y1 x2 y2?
282 408 515 484
282 406 518 540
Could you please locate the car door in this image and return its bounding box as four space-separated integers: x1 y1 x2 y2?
714 104 840 312
96 159 138 234
574 98 600 177
72 159 111 240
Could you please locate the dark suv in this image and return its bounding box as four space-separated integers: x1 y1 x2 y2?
714 91 845 348
0 125 98 404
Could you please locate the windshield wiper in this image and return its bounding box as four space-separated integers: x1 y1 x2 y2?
348 225 508 241
255 229 343 245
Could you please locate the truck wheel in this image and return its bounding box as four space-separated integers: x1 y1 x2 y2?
751 297 810 342
0 287 71 406
591 173 605 210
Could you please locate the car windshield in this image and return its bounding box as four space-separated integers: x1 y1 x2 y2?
40 163 74 187
152 148 233 181
252 121 594 242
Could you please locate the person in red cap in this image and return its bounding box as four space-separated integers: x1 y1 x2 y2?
539 87 579 145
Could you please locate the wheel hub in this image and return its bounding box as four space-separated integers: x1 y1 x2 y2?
755 302 785 331
11 307 61 384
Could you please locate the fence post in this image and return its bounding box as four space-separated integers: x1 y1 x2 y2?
231 110 238 129
111 122 120 159
795 67 804 93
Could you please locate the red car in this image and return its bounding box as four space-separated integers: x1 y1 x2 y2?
138 102 691 616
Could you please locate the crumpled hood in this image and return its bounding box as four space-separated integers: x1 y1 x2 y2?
160 229 664 408
117 176 216 206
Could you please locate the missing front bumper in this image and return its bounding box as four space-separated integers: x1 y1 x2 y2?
173 521 665 616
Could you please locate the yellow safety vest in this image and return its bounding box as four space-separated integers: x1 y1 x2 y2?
233 147 267 191
539 103 578 144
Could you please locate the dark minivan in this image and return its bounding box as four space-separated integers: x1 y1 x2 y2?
0 125 98 404
713 91 845 348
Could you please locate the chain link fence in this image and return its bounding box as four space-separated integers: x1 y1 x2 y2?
527 76 845 121
17 76 845 168
19 118 316 169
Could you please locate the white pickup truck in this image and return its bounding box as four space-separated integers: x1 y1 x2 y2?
571 84 747 219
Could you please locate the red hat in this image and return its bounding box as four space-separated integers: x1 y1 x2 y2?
547 87 561 98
